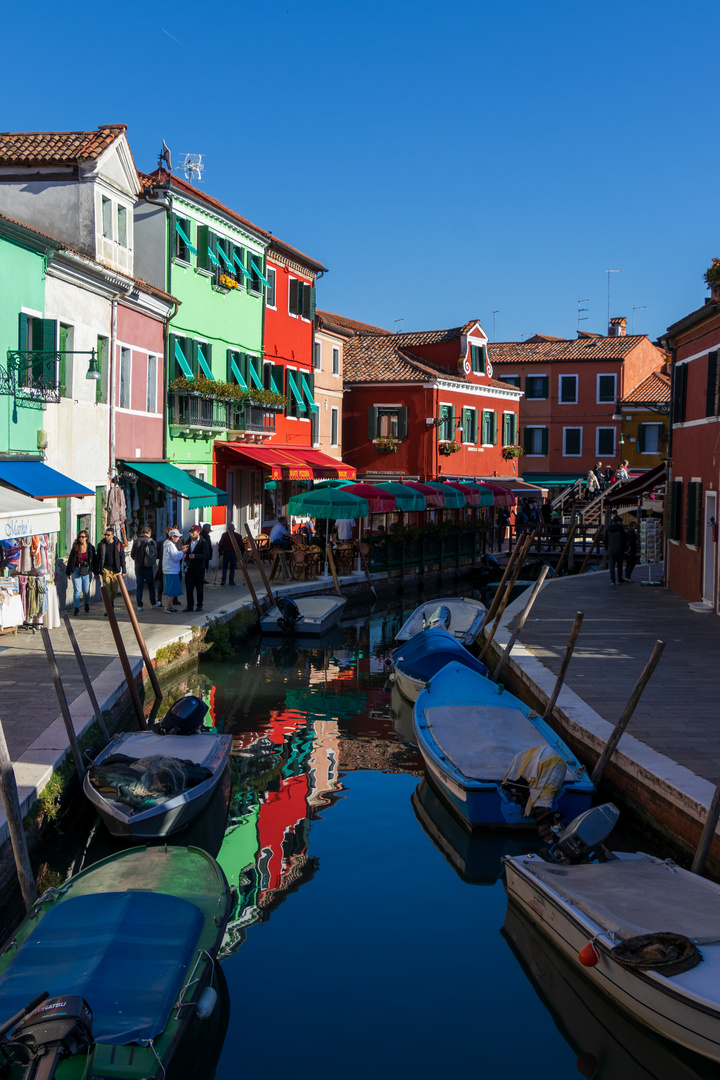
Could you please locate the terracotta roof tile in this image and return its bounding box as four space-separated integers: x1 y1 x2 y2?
0 125 126 166
343 334 519 393
622 371 671 404
315 310 390 335
489 335 650 364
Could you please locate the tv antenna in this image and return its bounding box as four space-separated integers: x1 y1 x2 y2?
632 305 646 334
492 310 499 342
177 154 205 182
393 318 404 334
607 269 623 330
578 297 589 331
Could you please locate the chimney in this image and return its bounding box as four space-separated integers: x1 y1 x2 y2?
608 317 627 337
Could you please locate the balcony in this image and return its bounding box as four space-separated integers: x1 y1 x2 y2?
168 392 275 436
228 402 275 436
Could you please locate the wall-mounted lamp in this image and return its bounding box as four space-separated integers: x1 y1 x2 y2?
611 401 623 422
85 349 101 381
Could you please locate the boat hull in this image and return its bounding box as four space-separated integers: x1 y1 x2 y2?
504 853 720 1064
260 594 347 635
396 596 485 644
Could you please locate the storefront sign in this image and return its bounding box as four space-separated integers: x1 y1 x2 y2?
1 510 60 539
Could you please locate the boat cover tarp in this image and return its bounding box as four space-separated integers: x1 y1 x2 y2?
0 891 203 1043
502 745 567 814
424 704 576 783
530 856 720 943
393 628 488 683
88 754 213 809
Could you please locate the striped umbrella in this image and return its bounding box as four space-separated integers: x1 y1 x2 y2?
341 483 396 513
401 481 446 508
374 481 426 511
424 480 465 508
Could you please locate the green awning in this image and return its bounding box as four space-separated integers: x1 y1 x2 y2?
215 242 234 272
267 367 280 394
196 345 214 379
232 251 251 279
250 257 270 288
207 247 221 267
247 358 264 391
124 461 227 508
300 374 319 413
230 356 248 389
174 220 197 256
174 340 193 379
286 370 306 412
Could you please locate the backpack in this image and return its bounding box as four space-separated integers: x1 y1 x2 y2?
143 539 157 569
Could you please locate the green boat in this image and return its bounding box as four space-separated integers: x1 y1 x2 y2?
0 845 231 1080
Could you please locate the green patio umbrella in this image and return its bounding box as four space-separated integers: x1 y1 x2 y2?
287 488 370 519
424 480 466 508
374 481 426 511
457 481 494 506
311 479 354 489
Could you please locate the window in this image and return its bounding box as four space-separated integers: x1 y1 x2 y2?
502 412 518 446
147 355 157 413
117 205 127 248
288 278 316 319
58 323 73 397
596 427 616 456
313 341 322 371
266 267 276 307
525 375 548 399
597 373 616 404
498 374 521 389
119 347 131 409
563 427 582 455
263 361 284 396
638 423 662 453
524 427 548 455
196 225 220 278
173 216 195 262
102 197 112 239
666 479 683 541
672 363 687 425
286 369 306 418
470 344 487 373
686 481 703 547
706 351 719 418
462 408 478 444
481 410 497 445
559 375 578 404
193 341 213 379
311 408 319 446
248 252 267 295
170 334 193 381
331 407 339 447
438 404 455 442
96 336 109 404
367 406 408 439
332 346 340 375
18 313 56 390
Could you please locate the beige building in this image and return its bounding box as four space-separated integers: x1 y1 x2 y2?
314 311 351 459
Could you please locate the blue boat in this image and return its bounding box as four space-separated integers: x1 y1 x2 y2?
390 627 489 703
413 662 594 830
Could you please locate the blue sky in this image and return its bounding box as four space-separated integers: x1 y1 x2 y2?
3 1 718 341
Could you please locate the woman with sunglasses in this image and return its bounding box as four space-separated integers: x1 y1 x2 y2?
66 530 96 615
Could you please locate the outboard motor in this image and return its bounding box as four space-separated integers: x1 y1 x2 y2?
5 996 93 1080
549 803 620 865
277 597 301 633
160 694 209 735
422 605 452 631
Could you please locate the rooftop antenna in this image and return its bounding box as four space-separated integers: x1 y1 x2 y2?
632 305 646 334
578 297 589 331
177 153 205 183
607 269 623 331
393 318 404 334
492 310 499 342
159 140 172 171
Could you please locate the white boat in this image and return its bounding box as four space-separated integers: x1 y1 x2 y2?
260 594 347 636
504 806 720 1064
85 729 233 839
395 596 486 645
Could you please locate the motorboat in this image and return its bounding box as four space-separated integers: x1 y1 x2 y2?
413 662 593 829
390 627 489 703
504 804 720 1064
259 594 347 636
395 596 486 645
84 695 232 838
0 845 231 1080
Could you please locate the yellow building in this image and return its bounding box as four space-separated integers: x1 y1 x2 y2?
616 370 670 471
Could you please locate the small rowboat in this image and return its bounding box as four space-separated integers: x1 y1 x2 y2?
390 627 488 703
0 845 231 1080
260 594 347 636
396 596 486 645
413 662 593 829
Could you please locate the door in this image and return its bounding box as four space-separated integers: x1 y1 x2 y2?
703 492 717 606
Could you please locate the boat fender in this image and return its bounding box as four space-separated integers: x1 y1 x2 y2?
195 986 217 1021
578 942 599 967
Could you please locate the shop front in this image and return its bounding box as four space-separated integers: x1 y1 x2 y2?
115 461 228 545
0 487 62 632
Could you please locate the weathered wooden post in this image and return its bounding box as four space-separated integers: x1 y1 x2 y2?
326 542 342 596
61 612 109 741
479 531 536 662
0 719 36 910
117 576 162 701
542 611 584 721
99 585 145 728
492 565 550 682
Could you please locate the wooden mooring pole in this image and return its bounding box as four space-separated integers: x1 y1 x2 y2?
60 612 109 741
99 585 145 728
479 531 536 662
40 628 86 777
0 719 36 910
590 639 666 786
542 611 584 721
244 526 276 606
469 532 524 647
492 565 550 682
227 531 262 615
692 778 720 875
326 542 342 596
117 576 162 701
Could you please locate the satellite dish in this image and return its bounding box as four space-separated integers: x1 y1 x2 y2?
160 140 172 171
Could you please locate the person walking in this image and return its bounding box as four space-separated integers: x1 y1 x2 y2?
66 530 96 615
604 465 615 488
184 524 211 612
624 520 638 581
617 460 630 484
130 525 160 611
594 462 604 490
162 529 186 613
95 527 126 611
218 522 243 586
604 513 627 586
585 469 600 501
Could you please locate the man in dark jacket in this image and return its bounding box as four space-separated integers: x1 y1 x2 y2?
95 529 127 609
218 523 243 586
604 513 627 586
183 525 211 612
624 522 638 581
130 526 160 611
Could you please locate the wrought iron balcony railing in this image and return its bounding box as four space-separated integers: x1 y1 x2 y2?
168 393 275 435
2 351 63 403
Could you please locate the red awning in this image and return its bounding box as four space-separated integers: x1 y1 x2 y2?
477 481 516 507
291 448 356 480
216 443 313 480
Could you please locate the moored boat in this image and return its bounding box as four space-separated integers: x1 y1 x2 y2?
259 594 347 636
390 627 489 703
0 845 231 1080
396 596 486 645
413 662 593 829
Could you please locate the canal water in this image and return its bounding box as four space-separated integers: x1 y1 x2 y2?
64 587 715 1080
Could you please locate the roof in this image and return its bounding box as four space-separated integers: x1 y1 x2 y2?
315 310 391 336
343 333 519 392
142 169 326 273
0 211 61 248
664 297 720 342
622 370 671 404
0 125 126 166
489 334 652 364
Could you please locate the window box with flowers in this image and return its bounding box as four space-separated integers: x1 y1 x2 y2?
375 435 399 453
439 441 461 456
170 375 287 411
501 445 523 460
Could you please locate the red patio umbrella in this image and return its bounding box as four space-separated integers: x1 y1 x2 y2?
401 481 446 508
341 483 396 512
478 481 516 507
442 480 483 507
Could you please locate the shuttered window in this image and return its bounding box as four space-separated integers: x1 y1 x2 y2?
524 427 548 455
686 482 703 547
563 428 582 455
367 406 407 439
502 412 517 446
470 344 487 373
289 279 316 318
666 479 683 541
525 375 548 399
672 363 687 425
462 408 478 444
706 351 719 418
481 409 497 445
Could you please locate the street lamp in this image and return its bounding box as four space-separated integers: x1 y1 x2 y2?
85 349 101 380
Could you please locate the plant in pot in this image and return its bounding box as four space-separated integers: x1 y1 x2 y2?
376 435 399 453
501 445 523 460
439 440 460 456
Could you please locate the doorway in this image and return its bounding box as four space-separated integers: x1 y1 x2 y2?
703 491 717 606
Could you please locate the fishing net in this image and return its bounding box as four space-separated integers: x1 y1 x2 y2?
88 753 213 810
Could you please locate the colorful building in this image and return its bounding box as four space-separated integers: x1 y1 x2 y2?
489 320 667 486
615 370 671 471
314 312 352 462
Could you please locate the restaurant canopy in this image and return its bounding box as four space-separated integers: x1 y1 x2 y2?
455 481 494 507
442 480 484 507
476 481 516 507
373 482 425 511
342 483 395 512
0 461 93 499
125 461 227 509
217 443 355 481
424 480 465 508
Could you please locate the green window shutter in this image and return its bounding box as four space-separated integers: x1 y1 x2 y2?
196 225 209 271
172 336 193 380
247 356 264 391
502 413 510 446
686 482 702 546
301 372 319 412
638 424 646 453
306 285 316 321
272 364 284 396
479 346 487 374
196 343 213 379
470 346 478 372
511 413 518 443
491 411 498 445
18 313 27 351
58 325 68 397
524 426 531 453
57 499 68 559
41 319 56 353
462 407 469 441
707 352 718 417
473 410 479 444
541 428 548 455
368 406 379 439
481 410 488 443
450 406 457 440
289 279 299 315
397 406 408 439
96 337 105 403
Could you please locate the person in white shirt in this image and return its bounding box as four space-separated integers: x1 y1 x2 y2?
336 518 354 541
269 517 293 550
162 530 186 613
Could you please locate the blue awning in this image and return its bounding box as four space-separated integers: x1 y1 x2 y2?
0 461 94 499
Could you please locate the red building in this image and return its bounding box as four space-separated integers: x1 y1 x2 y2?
661 282 720 611
334 314 522 482
489 320 667 486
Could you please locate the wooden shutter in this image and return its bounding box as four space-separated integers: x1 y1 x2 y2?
479 346 487 374
397 407 408 439
450 406 457 440
306 285 316 321
491 411 498 445
638 424 646 453
367 406 379 438
41 319 57 352
707 352 718 417
289 279 299 315
196 225 209 271
686 482 702 546
272 364 285 395
541 427 548 455
672 363 687 425
18 313 28 351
